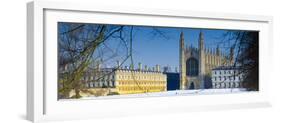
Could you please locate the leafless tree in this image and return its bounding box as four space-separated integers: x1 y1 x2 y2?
58 23 129 98
58 23 169 99
219 31 259 91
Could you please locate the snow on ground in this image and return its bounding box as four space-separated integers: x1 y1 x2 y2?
78 88 248 100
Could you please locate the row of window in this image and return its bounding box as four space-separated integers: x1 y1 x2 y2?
117 70 163 74
205 58 221 65
86 81 115 88
213 70 240 75
213 82 241 88
117 75 165 81
81 74 166 82
213 76 242 81
118 87 166 91
82 75 114 81
118 81 166 85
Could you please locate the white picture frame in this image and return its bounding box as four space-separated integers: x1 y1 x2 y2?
27 0 273 122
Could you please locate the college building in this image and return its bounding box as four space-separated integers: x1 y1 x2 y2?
179 31 235 89
81 63 167 95
211 66 244 88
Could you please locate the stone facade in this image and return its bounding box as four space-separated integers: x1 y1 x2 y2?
179 32 186 90
211 66 244 88
179 31 234 89
115 68 167 94
82 66 167 95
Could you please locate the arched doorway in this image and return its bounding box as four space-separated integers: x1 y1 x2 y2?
189 82 195 89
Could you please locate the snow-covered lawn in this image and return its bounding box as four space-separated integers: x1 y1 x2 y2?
79 88 248 100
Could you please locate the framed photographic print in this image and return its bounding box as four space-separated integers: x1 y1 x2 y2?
27 0 273 122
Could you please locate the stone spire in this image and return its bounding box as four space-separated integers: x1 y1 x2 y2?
216 45 220 56
198 30 205 89
130 63 134 70
144 65 148 71
116 60 120 68
179 32 187 90
230 46 234 65
138 62 142 70
156 64 160 72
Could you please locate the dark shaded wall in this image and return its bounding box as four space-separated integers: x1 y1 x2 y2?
165 72 180 90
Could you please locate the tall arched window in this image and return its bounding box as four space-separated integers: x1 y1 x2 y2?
186 58 199 76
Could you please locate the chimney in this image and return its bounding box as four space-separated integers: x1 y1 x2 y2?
163 66 168 72
144 65 148 71
96 61 101 71
138 62 142 70
156 64 160 72
130 64 134 70
116 60 120 68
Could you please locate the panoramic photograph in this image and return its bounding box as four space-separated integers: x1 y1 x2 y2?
57 22 259 99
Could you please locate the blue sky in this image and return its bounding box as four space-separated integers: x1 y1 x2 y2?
58 23 237 70
118 26 233 69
